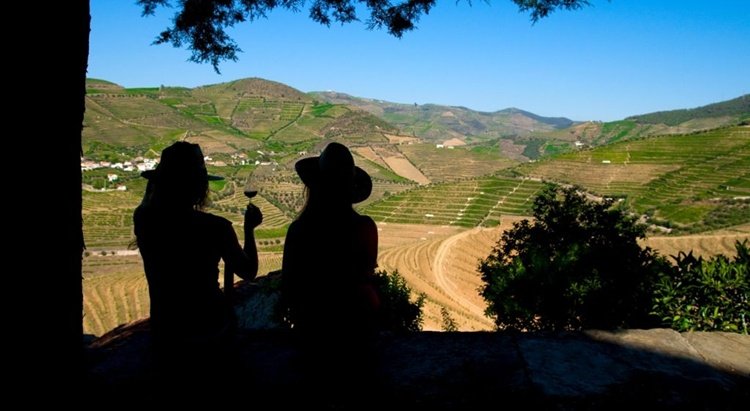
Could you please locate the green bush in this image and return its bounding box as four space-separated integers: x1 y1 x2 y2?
479 184 670 331
652 241 749 334
276 269 424 333
440 307 458 332
372 269 425 333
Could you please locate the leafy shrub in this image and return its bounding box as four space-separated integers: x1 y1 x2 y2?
372 269 424 333
652 241 749 334
440 307 458 332
479 184 670 331
274 269 423 333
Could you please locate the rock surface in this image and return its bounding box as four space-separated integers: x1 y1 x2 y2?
87 323 749 408
85 280 749 408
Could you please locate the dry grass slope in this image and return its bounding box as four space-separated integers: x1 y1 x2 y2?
83 253 283 336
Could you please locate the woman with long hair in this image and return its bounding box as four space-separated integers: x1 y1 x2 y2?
133 141 262 373
281 142 380 401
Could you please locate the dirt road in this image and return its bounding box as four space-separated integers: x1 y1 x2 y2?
432 228 490 321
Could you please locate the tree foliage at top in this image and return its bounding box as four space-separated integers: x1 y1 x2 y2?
138 0 591 69
479 184 669 331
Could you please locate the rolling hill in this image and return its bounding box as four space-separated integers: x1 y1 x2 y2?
83 77 404 161
82 77 521 251
627 94 750 126
311 91 750 161
310 91 575 143
362 125 750 233
524 95 750 156
83 77 750 243
522 125 750 233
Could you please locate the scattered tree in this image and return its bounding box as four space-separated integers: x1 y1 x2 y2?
479 184 669 331
373 269 425 332
440 306 458 332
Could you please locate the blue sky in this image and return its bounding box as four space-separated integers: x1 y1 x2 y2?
89 1 749 121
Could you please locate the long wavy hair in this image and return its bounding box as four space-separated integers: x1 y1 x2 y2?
129 172 210 250
129 143 211 249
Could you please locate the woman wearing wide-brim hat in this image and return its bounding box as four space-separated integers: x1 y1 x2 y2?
133 141 263 381
281 142 380 395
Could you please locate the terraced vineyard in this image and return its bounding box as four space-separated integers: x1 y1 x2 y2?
83 189 144 249
83 253 284 336
519 126 750 230
231 97 306 138
84 78 406 163
83 152 415 253
399 143 517 182
212 180 291 227
211 179 293 251
274 104 350 143
362 175 545 227
376 219 526 331
83 255 149 336
85 182 294 253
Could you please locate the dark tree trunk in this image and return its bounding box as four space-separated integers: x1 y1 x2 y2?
25 1 89 385
56 0 88 374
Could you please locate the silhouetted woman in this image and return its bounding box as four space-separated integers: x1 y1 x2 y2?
134 142 262 375
281 142 380 401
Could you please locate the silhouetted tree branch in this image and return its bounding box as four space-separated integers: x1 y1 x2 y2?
511 0 590 23
138 0 592 70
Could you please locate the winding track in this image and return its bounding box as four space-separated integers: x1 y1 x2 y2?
432 228 490 321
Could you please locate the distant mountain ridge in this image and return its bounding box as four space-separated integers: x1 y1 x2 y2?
526 94 750 153
309 91 575 142
502 107 575 129
309 90 750 159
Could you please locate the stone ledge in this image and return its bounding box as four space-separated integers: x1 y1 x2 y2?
86 322 749 409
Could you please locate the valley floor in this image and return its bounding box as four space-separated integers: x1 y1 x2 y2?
83 221 750 335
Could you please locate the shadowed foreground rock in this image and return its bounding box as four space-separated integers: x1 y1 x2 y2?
86 281 749 409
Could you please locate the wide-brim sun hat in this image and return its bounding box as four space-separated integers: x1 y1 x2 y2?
140 141 223 182
295 142 372 203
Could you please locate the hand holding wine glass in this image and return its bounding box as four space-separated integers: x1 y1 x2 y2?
243 183 262 230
